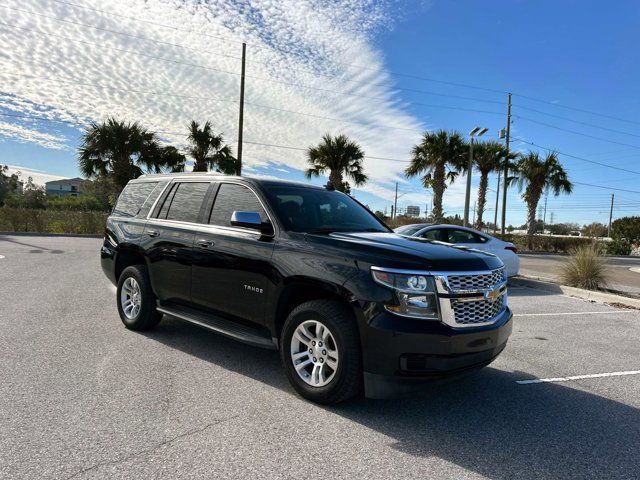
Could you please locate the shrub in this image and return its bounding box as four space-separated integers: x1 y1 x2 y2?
611 216 640 243
607 237 632 256
494 233 603 254
0 207 108 234
560 245 609 290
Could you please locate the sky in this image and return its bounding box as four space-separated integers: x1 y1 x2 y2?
0 0 639 227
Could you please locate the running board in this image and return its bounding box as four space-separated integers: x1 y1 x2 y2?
157 304 277 350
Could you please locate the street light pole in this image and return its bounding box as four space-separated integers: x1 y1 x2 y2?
464 126 488 227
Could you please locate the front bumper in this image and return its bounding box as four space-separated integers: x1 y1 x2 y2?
358 307 512 399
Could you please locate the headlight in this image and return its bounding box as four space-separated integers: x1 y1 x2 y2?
371 268 440 320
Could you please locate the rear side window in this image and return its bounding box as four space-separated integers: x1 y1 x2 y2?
209 183 267 227
138 182 168 218
162 182 210 223
113 182 158 217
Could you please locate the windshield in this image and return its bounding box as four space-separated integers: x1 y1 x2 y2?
263 185 390 234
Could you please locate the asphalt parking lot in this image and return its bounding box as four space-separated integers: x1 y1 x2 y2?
1 235 639 480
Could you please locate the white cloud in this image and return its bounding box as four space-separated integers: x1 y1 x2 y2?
5 165 66 185
0 0 431 204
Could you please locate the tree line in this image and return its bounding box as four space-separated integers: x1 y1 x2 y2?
2 118 574 250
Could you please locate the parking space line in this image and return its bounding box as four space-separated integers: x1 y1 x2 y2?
517 370 640 385
514 311 637 317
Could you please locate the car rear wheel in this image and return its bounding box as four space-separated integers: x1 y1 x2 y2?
116 265 162 331
281 300 361 404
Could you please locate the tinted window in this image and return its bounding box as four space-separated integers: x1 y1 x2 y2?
138 181 168 218
209 183 267 227
113 182 158 217
396 224 426 235
263 185 388 233
422 228 448 242
447 229 487 244
156 183 177 220
164 182 210 223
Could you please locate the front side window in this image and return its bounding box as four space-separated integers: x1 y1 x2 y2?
422 229 448 242
263 185 389 233
162 182 210 223
446 229 487 244
113 182 158 217
209 183 267 227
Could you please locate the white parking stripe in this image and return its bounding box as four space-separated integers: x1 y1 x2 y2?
515 311 637 317
517 370 640 384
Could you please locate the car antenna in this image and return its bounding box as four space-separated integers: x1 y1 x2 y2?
325 181 335 191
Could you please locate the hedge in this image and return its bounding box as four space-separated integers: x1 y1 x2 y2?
494 234 609 254
0 207 108 235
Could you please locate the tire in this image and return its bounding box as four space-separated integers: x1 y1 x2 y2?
280 300 362 404
116 265 162 331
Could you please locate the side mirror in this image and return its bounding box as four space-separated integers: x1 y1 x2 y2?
230 211 273 235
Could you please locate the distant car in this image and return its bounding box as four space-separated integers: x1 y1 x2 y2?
394 224 520 277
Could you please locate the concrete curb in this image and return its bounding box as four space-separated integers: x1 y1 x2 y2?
510 275 640 309
0 231 102 239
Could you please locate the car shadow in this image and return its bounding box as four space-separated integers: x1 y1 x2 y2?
0 236 65 253
143 316 640 479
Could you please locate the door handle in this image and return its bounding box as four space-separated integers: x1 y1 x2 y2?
196 239 215 248
147 229 160 238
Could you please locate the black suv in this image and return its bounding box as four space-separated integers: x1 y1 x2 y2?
101 173 512 403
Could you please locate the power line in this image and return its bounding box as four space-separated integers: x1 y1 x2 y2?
0 111 412 163
0 5 240 60
0 21 242 78
513 103 640 139
53 0 240 46
511 137 640 175
513 93 640 127
515 116 640 150
572 181 640 195
0 22 504 120
48 0 507 96
1 70 421 132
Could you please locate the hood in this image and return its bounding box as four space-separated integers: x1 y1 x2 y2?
307 231 504 272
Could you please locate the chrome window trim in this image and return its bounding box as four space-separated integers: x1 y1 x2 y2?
209 180 279 237
145 179 278 238
371 266 508 328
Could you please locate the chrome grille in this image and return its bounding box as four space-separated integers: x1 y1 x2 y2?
447 268 505 292
451 296 504 325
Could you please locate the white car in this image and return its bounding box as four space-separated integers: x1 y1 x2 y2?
394 223 520 277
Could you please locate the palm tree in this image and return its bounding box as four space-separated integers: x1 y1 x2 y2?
516 151 573 249
78 118 183 193
472 141 518 228
186 121 237 174
405 130 468 222
305 133 367 193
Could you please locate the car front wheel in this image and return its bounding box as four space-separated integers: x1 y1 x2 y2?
281 300 362 404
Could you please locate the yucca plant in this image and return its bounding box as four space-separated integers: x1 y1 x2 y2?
560 244 609 290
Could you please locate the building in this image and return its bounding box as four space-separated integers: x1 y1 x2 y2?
406 205 421 217
45 177 89 197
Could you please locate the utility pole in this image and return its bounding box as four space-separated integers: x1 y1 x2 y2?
501 92 512 234
463 136 474 227
236 42 246 176
393 182 398 220
608 193 615 237
472 202 477 227
493 170 501 233
542 192 548 231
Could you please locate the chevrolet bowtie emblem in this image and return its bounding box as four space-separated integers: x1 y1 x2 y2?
485 287 502 301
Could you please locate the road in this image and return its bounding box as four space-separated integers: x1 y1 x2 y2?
520 253 640 295
1 235 639 480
